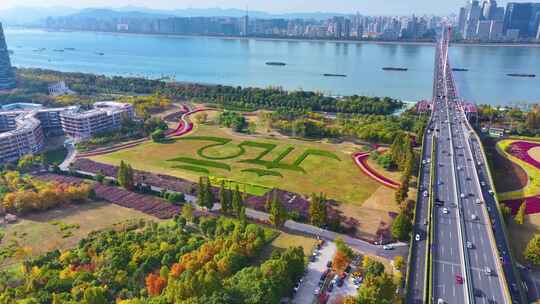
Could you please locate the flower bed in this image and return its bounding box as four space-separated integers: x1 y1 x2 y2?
352 152 400 189
34 173 181 219
502 196 540 215
506 141 540 169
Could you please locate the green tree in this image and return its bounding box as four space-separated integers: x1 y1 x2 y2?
151 129 165 142
335 237 354 259
200 178 215 211
524 234 540 267
515 202 526 225
269 191 287 228
117 161 135 190
356 272 396 304
232 186 244 219
182 204 195 223
309 193 328 227
82 286 108 304
391 212 412 241
219 181 231 214
500 204 512 225
197 177 207 208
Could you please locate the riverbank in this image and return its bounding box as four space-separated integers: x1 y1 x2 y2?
10 26 540 48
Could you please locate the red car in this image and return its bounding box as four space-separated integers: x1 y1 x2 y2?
455 275 464 285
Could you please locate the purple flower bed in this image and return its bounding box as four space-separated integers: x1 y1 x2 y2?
507 141 540 169
34 173 181 219
502 196 540 215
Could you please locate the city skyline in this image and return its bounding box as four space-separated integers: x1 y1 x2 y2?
1 0 539 15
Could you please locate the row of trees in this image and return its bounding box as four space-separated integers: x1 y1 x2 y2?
1 171 92 214
1 216 304 303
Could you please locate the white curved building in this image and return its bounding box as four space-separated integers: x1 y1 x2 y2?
0 102 134 164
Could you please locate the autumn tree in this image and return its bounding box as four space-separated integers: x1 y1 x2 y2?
332 250 351 274
391 211 412 241
145 273 167 296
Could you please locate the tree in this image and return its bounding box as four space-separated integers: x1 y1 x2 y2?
356 272 396 304
197 177 207 208
269 190 287 228
117 161 134 190
524 234 540 267
515 201 526 225
194 112 208 124
309 193 328 227
332 250 351 273
182 204 195 223
501 204 512 225
391 212 412 241
232 185 244 219
394 256 404 270
82 286 108 304
151 129 165 142
145 273 167 296
335 237 354 259
395 181 408 204
219 181 231 214
94 170 105 184
200 178 215 211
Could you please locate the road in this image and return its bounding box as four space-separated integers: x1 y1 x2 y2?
408 27 518 304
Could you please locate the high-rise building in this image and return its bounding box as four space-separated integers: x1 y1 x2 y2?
477 20 492 40
504 3 533 37
0 22 16 90
464 1 482 39
537 23 540 39
458 7 468 35
482 0 497 20
489 20 505 40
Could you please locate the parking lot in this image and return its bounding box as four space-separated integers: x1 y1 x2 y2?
293 241 336 304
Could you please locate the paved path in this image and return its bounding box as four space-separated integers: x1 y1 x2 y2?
294 242 337 304
59 143 76 171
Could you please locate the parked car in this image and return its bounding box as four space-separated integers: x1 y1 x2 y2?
326 261 332 268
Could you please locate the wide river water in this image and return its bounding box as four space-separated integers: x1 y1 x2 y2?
4 27 540 105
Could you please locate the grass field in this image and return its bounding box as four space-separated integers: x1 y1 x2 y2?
266 232 318 257
90 125 380 205
0 201 157 268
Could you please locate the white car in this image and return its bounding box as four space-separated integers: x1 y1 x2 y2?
471 214 478 221
475 199 482 205
415 234 421 241
443 208 449 214
423 191 429 197
466 241 473 249
383 245 393 250
481 181 486 187
484 267 492 276
460 193 465 198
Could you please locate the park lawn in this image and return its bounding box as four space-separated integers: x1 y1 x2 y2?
90 124 380 206
267 232 318 257
0 201 157 269
508 213 540 264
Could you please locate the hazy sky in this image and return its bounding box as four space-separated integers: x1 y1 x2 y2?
0 0 537 15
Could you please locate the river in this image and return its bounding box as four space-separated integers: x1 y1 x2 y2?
4 27 540 105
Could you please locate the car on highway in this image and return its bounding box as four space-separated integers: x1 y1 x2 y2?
488 189 494 195
455 275 464 284
438 299 445 304
481 181 486 187
471 214 478 221
466 241 474 249
484 267 492 276
460 193 465 198
423 191 429 197
415 234 421 241
476 199 482 204
443 208 449 214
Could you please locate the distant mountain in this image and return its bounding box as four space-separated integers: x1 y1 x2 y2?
0 6 78 25
0 6 349 26
70 8 174 19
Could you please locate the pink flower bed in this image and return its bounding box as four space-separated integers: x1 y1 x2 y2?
166 108 214 137
502 196 540 215
506 141 540 169
352 152 400 189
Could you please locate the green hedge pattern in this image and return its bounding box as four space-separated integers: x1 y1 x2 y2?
171 165 210 174
241 168 283 178
168 157 231 171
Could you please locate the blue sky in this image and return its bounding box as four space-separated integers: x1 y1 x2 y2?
0 0 537 15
